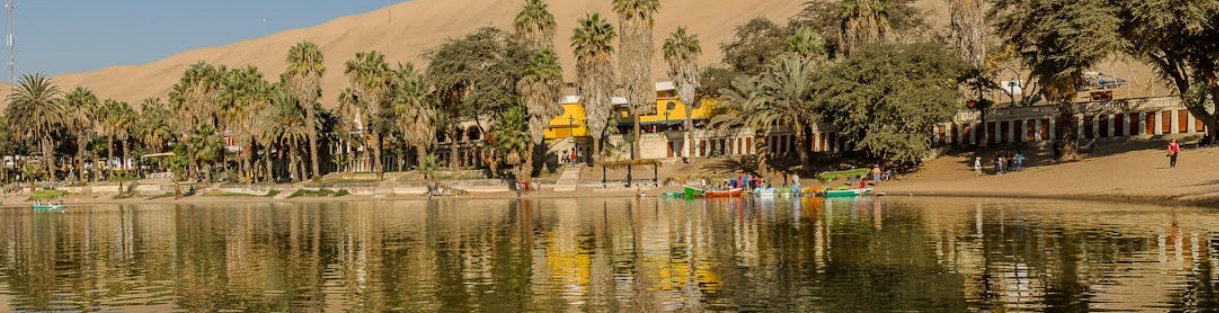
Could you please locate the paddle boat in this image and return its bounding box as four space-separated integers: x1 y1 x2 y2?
752 188 777 197
32 204 66 210
822 188 873 198
705 188 743 198
683 186 705 199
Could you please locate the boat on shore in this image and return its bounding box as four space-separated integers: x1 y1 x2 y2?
683 186 705 199
822 188 873 198
705 188 743 198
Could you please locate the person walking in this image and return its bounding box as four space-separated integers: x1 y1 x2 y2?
1168 139 1180 168
974 156 982 176
994 152 1003 175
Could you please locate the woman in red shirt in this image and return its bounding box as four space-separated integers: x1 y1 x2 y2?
1168 139 1180 168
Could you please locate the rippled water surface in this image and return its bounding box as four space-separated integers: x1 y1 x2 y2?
0 197 1217 312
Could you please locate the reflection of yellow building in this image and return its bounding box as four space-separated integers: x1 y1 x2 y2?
544 82 720 140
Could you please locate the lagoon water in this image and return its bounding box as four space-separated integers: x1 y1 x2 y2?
0 197 1216 312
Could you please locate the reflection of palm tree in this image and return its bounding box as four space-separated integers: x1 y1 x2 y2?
663 26 701 160
5 73 65 182
64 87 99 182
571 13 616 162
285 41 326 180
613 0 660 159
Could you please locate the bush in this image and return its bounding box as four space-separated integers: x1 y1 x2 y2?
265 190 280 197
29 190 69 201
288 188 348 198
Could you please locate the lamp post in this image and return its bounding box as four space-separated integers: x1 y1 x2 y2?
664 110 671 133
568 116 574 138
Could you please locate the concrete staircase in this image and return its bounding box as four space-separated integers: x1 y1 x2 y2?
553 166 582 192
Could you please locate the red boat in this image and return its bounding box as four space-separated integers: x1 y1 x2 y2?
705 188 743 198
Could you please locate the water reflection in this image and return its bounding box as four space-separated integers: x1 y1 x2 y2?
0 198 1216 312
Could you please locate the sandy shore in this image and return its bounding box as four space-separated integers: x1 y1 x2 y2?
882 142 1219 207
6 139 1213 208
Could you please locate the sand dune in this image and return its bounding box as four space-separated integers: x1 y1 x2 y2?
46 0 804 107
24 0 1170 109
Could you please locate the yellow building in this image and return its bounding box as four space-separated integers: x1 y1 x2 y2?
544 82 720 140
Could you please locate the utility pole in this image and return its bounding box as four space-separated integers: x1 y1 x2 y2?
6 0 13 99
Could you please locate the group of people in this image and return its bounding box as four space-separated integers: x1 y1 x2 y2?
557 150 580 167
725 174 766 190
974 150 1024 176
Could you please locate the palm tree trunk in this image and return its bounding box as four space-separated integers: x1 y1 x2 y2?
75 136 87 183
265 144 275 183
205 162 213 184
685 103 695 160
633 113 641 160
107 137 115 181
415 145 427 171
592 136 602 164
449 129 460 170
120 139 130 191
308 119 320 180
289 138 301 182
373 132 384 180
795 123 811 172
522 144 535 184
42 136 55 184
1056 100 1080 161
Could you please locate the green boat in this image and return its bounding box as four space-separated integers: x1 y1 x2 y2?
32 204 66 210
822 188 872 198
684 186 705 199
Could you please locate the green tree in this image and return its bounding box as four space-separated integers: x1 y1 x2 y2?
5 73 65 182
259 88 313 182
662 26 702 160
716 56 822 172
990 0 1124 160
837 0 892 56
187 123 225 184
388 62 436 171
785 27 828 60
335 87 363 173
571 13 617 162
284 41 326 179
99 99 136 186
721 17 790 77
513 0 557 50
1118 0 1219 143
517 49 563 181
613 0 660 159
489 105 532 180
63 87 99 182
819 43 966 168
425 27 532 169
344 50 392 179
219 66 274 182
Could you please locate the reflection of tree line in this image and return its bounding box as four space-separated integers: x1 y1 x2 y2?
1 200 1218 311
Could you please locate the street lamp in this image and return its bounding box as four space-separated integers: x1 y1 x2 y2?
664 110 671 133
568 116 574 138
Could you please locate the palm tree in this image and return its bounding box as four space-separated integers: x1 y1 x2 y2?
715 56 822 172
838 0 892 56
514 0 557 50
335 87 363 173
517 49 563 181
259 88 312 182
344 51 392 179
219 66 273 183
135 98 175 180
950 0 986 67
389 63 436 171
99 99 136 185
785 27 828 60
662 26 701 161
489 105 532 180
284 41 326 180
571 13 617 163
613 0 660 159
186 123 224 184
5 73 65 182
63 87 99 182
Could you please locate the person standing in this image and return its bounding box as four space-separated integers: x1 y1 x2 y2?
1168 139 1180 168
1014 151 1024 172
974 156 982 176
872 165 882 184
792 173 801 188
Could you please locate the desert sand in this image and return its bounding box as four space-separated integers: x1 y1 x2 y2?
0 0 1165 110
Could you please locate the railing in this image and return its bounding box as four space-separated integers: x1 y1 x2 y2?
955 96 1183 123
